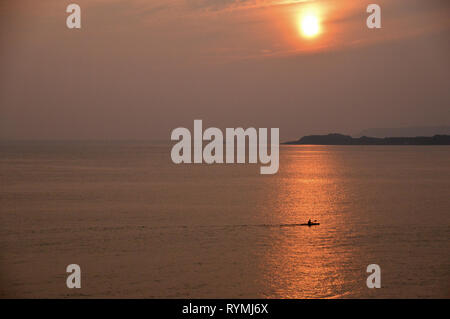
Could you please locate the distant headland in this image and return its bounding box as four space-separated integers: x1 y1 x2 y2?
283 134 450 145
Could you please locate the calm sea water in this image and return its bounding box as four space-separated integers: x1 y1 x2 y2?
0 141 449 298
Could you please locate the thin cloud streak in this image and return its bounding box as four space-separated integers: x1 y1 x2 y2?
186 0 313 12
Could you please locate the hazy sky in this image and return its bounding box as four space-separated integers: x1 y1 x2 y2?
1 0 449 140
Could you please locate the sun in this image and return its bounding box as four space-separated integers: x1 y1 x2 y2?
300 15 320 38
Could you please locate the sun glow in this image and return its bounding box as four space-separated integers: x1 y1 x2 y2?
300 14 320 38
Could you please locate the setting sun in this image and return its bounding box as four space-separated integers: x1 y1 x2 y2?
300 15 320 38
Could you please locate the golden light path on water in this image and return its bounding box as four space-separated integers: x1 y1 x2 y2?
258 146 359 298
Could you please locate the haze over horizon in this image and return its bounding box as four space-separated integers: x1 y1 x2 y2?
1 0 449 141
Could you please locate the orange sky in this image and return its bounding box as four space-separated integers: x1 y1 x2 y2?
1 0 449 140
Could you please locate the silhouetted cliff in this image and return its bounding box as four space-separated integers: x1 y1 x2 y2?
283 134 450 145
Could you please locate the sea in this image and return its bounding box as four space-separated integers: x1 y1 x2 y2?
0 141 449 298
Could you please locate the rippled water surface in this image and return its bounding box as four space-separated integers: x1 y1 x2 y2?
1 141 449 298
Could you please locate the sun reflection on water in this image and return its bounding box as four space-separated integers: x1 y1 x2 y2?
260 146 358 298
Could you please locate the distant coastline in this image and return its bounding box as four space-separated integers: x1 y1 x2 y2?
283 133 450 145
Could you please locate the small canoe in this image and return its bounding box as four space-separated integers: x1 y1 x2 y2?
279 223 320 227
